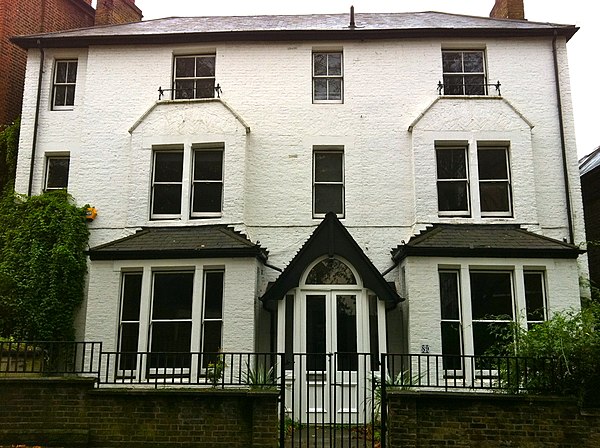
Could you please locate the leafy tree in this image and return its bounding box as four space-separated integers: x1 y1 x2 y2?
0 190 89 340
0 118 20 194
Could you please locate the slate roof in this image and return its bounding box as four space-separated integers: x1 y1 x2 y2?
580 146 600 177
88 226 267 261
12 11 577 48
392 224 582 261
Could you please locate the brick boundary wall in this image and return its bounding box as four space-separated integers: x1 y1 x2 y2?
387 391 600 448
0 378 279 447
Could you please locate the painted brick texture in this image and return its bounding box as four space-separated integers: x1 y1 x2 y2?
0 378 279 447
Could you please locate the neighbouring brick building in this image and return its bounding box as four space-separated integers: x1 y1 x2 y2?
0 0 142 127
10 0 587 430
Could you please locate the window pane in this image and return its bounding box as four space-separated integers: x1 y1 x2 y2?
327 53 342 76
150 322 192 368
121 273 142 321
472 321 510 357
315 152 343 182
66 61 78 83
194 151 223 181
284 295 294 370
306 295 326 371
478 149 508 179
306 258 356 285
152 184 182 215
479 182 510 212
152 272 193 319
524 273 545 322
192 183 222 213
464 75 485 95
204 271 224 319
118 323 139 370
327 78 342 100
439 272 460 320
201 320 222 367
54 85 67 107
442 75 464 95
463 52 483 72
368 295 380 370
441 322 462 370
46 158 70 189
313 78 328 100
437 181 469 212
437 149 466 179
175 57 195 77
65 85 76 106
174 80 195 99
314 184 343 215
154 152 183 182
337 294 357 371
470 272 513 320
313 53 327 75
196 56 215 77
442 52 462 73
195 78 215 98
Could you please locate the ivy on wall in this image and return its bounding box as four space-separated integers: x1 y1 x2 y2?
0 118 19 194
0 190 89 341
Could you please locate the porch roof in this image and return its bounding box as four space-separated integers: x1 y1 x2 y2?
392 224 583 261
87 226 268 261
260 212 402 310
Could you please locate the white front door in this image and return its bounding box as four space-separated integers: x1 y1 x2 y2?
297 289 369 424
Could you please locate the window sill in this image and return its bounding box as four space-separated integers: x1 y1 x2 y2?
51 106 75 111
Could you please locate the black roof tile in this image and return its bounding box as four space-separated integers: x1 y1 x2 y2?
88 226 267 261
392 224 583 261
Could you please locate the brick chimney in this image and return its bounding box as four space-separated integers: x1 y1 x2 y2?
95 0 143 26
490 0 525 20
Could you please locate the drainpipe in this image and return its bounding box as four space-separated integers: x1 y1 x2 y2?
552 31 574 244
28 43 45 197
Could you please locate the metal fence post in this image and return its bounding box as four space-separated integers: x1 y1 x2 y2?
381 353 387 448
279 352 286 448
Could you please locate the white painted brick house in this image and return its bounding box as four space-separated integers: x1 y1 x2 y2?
12 0 585 402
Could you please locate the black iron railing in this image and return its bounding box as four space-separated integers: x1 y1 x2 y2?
158 84 222 100
437 80 502 96
0 340 101 376
383 353 563 393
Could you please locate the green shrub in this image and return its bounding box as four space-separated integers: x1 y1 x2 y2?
492 303 600 403
0 190 89 341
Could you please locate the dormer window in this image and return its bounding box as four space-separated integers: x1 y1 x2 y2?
173 55 216 99
441 50 486 95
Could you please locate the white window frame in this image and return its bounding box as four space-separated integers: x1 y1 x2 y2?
173 54 216 100
436 146 471 217
52 59 78 110
477 146 513 217
190 146 224 218
441 50 487 96
150 148 184 220
312 51 344 103
44 155 70 191
312 146 345 219
200 270 224 370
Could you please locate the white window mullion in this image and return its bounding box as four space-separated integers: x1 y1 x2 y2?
514 266 528 331
137 266 152 380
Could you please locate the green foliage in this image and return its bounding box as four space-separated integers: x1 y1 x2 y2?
245 362 276 389
206 353 225 386
0 190 89 341
492 304 600 403
0 118 20 194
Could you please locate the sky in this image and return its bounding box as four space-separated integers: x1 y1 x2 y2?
125 0 598 158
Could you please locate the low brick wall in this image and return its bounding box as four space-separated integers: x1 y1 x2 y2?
387 391 600 447
0 378 279 447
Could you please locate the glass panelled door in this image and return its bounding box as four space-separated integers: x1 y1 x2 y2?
300 290 368 424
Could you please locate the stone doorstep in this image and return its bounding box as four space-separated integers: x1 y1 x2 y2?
0 429 88 448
